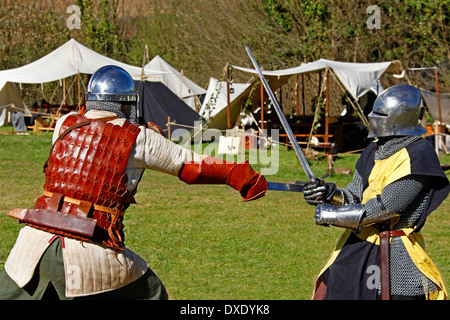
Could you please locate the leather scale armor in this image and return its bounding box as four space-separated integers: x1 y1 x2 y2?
32 114 141 250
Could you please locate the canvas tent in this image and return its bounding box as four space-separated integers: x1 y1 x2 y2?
0 38 165 84
0 38 166 116
0 80 30 128
207 58 396 130
421 88 450 124
232 59 393 100
135 81 201 139
199 77 252 129
144 55 206 112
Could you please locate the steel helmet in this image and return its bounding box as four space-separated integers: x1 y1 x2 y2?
85 65 137 102
367 84 427 138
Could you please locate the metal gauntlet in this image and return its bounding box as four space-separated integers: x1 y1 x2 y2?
315 203 365 229
315 202 399 229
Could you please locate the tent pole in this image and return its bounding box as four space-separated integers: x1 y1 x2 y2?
434 67 442 125
325 68 329 144
241 125 245 162
77 73 81 110
167 116 171 140
302 73 305 117
307 71 327 149
63 78 66 105
279 86 282 107
434 121 439 155
194 94 201 113
397 60 412 85
395 61 400 85
226 63 231 129
141 44 149 81
180 70 184 99
434 67 444 151
260 82 264 130
325 68 335 173
295 74 299 115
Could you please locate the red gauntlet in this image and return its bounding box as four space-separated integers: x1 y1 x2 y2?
179 156 267 201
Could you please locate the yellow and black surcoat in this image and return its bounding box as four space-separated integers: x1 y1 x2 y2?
317 138 449 300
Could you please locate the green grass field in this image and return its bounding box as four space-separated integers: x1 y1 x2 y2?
0 129 448 299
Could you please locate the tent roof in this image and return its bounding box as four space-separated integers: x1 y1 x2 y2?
420 88 450 124
232 58 393 100
204 58 395 130
200 77 251 119
0 38 165 84
144 55 206 98
199 77 255 130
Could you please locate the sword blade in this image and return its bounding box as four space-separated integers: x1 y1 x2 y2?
245 46 316 181
267 181 305 193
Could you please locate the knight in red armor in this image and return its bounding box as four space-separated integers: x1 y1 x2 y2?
0 65 267 300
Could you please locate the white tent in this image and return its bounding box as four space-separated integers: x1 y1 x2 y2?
0 39 168 124
199 77 256 130
421 88 450 124
0 80 30 127
200 77 250 120
232 58 393 101
0 38 165 84
209 58 396 131
144 55 206 111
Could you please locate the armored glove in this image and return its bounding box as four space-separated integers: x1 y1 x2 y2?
179 156 267 201
315 203 365 229
303 180 343 206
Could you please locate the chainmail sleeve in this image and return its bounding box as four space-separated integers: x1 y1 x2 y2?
363 175 432 228
340 170 365 205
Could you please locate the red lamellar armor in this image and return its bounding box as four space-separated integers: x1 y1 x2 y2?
33 114 141 250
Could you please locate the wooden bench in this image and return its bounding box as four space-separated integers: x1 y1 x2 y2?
25 115 57 132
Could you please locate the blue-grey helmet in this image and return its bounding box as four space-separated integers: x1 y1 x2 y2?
86 65 137 102
367 84 427 138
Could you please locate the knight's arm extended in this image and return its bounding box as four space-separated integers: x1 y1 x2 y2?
313 175 431 229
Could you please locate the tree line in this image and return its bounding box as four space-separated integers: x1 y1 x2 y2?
0 0 448 106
